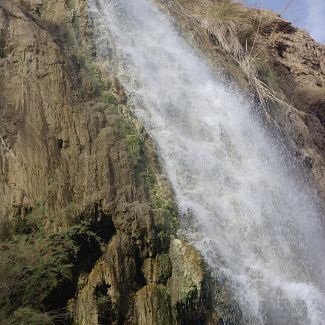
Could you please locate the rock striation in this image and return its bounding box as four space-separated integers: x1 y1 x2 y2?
0 0 324 324
0 0 210 324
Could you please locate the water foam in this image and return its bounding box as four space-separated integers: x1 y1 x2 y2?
89 0 325 323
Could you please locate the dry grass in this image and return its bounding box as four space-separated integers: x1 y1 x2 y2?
0 136 16 159
167 0 297 124
174 0 251 57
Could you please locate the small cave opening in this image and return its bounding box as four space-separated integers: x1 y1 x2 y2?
176 300 207 325
95 282 117 325
68 209 116 275
57 139 69 149
134 246 147 288
43 233 103 314
0 32 6 59
95 282 110 297
92 213 116 243
43 207 117 319
43 279 76 321
75 233 102 273
81 203 117 244
57 139 64 148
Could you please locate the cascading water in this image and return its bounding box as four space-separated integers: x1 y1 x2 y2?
89 0 325 323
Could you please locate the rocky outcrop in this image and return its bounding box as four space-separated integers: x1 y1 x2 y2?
1 0 324 324
69 238 209 324
0 0 210 324
262 12 325 200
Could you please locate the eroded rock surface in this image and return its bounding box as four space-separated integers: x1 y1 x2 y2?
1 0 324 324
0 0 209 324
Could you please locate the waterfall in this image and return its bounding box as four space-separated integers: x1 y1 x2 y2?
89 0 325 323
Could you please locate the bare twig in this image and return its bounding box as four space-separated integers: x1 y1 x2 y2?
0 136 16 159
168 0 298 126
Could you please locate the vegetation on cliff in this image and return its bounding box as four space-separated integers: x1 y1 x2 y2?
0 207 104 324
164 0 325 201
0 0 210 323
0 0 324 324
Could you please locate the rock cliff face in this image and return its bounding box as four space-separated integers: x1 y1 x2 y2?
0 0 324 324
0 0 209 324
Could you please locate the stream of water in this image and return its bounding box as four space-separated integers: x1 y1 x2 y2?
89 0 325 323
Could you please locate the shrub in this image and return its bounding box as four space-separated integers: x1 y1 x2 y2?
102 91 118 105
0 209 100 323
7 307 53 325
0 233 78 312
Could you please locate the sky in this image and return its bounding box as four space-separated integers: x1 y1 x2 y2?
244 0 325 44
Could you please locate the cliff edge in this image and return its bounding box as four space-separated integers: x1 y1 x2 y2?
0 0 324 324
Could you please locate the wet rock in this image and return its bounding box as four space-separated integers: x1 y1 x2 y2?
134 284 173 325
142 254 172 284
168 239 207 323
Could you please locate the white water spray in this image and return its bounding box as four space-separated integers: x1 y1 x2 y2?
89 0 325 323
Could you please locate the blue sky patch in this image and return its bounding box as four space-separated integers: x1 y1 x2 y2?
245 0 325 44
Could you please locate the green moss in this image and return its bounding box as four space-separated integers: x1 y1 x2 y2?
7 307 53 325
66 202 78 217
0 205 49 239
101 91 118 105
152 285 173 324
90 64 144 163
91 66 106 93
156 254 172 284
91 65 145 164
157 231 171 251
113 105 145 164
145 169 173 212
252 58 280 91
145 168 178 234
89 63 146 165
126 133 142 161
